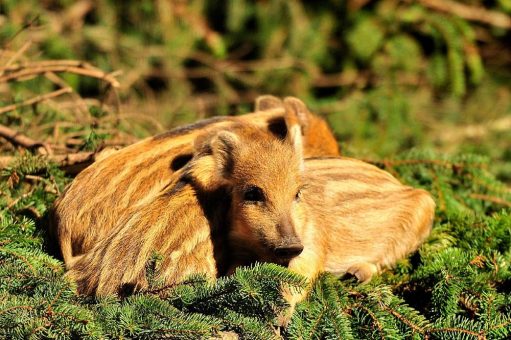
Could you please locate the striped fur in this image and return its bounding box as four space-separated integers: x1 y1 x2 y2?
287 157 434 282
52 96 339 267
67 154 434 297
276 157 435 317
67 123 303 295
59 96 433 299
223 156 435 283
67 156 227 296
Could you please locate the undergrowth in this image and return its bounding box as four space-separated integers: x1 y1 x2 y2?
1 1 511 338
1 148 510 338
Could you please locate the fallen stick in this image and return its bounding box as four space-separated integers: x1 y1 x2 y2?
469 193 511 208
1 40 33 74
0 87 72 115
418 0 511 29
1 60 93 71
0 63 120 88
0 124 52 154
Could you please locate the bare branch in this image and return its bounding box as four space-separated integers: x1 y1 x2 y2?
1 40 33 72
0 124 52 154
418 0 511 29
0 88 72 115
469 193 511 208
0 61 120 88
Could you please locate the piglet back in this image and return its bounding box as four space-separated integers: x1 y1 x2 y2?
303 157 435 276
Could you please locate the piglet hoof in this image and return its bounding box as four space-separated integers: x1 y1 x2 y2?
346 263 378 283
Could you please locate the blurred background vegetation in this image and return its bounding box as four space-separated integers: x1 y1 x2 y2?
0 0 510 183
1 2 511 337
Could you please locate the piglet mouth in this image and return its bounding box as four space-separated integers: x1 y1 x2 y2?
274 257 293 267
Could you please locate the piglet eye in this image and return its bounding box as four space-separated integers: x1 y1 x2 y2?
244 186 265 202
295 189 302 201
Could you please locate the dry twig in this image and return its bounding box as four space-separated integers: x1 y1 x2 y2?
0 88 72 115
1 40 33 72
418 0 511 29
469 193 511 208
0 60 120 88
0 124 52 154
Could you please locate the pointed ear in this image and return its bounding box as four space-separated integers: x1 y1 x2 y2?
283 97 311 133
255 95 283 111
287 122 304 171
210 131 240 178
192 131 214 156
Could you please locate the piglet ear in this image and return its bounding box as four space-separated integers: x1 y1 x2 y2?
288 123 304 172
210 131 240 178
283 97 311 134
283 98 306 171
255 95 283 111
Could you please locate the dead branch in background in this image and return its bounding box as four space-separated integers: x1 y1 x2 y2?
0 60 120 88
0 124 52 155
0 41 127 153
417 0 511 29
0 88 72 115
469 193 511 207
1 40 33 71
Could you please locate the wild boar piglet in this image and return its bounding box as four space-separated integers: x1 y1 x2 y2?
51 96 338 267
67 121 306 296
229 156 435 284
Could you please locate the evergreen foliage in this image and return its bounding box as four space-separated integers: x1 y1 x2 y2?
1 1 510 338
1 149 510 338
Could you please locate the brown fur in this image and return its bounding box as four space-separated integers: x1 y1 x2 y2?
208 153 434 322
67 138 434 298
60 96 433 303
52 96 339 267
235 156 435 282
66 123 303 295
67 156 224 296
256 96 339 157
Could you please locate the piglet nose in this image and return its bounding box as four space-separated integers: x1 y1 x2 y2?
274 243 304 259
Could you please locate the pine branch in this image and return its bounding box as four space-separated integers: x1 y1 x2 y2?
0 248 36 274
427 326 484 338
0 305 33 317
378 303 425 335
306 307 327 339
144 278 208 298
349 304 386 340
490 320 511 333
45 286 66 314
